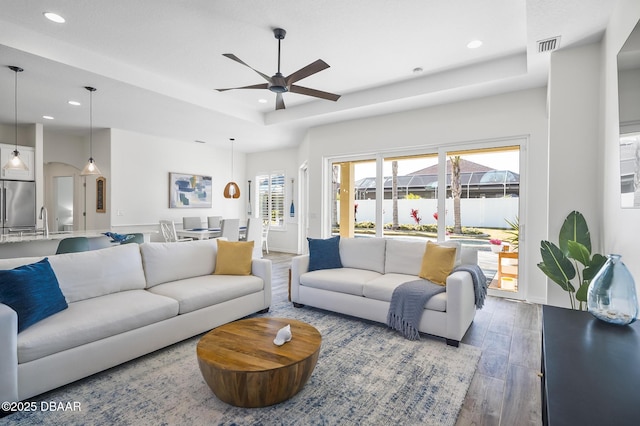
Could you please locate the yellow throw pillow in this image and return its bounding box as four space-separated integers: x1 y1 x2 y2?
419 241 457 286
213 240 254 275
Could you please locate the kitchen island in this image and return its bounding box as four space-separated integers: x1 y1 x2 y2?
0 230 155 259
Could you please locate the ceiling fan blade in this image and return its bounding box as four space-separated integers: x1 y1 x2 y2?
286 59 330 85
290 85 341 102
275 93 286 110
216 83 268 92
222 53 272 82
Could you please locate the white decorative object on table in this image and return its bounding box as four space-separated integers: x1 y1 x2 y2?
273 324 292 346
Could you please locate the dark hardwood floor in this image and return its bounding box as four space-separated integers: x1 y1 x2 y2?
263 251 542 426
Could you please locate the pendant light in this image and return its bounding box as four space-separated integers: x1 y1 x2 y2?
3 66 28 171
223 138 240 198
80 86 101 176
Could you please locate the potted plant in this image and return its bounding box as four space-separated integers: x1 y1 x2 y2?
537 211 606 310
489 238 503 253
504 216 519 251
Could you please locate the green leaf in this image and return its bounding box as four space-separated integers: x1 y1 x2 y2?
583 253 607 281
537 240 576 292
575 281 590 303
559 211 591 255
567 241 591 266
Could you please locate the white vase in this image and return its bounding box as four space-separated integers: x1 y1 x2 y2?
490 244 502 253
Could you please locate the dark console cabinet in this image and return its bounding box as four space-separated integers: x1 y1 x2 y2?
542 305 640 425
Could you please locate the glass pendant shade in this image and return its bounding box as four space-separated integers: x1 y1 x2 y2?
81 157 102 176
4 66 29 171
3 150 28 171
80 86 101 176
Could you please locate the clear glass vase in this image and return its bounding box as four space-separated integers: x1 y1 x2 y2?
587 254 638 325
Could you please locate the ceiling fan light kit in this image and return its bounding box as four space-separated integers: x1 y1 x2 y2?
217 28 341 110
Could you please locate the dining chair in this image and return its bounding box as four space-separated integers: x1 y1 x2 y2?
261 221 270 254
220 218 240 242
56 237 90 254
182 216 202 230
159 220 192 242
207 216 222 229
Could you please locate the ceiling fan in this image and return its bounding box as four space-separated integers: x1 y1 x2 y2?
216 28 340 110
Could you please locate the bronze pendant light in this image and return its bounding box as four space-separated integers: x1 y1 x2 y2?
223 138 240 199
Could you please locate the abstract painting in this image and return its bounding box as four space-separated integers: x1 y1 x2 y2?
169 172 212 208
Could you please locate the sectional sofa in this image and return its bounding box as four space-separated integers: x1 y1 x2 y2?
290 237 480 346
0 238 271 403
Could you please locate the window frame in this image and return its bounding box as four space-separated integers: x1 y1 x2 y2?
256 170 286 230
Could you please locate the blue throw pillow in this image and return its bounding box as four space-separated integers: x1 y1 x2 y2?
0 258 68 332
307 236 343 272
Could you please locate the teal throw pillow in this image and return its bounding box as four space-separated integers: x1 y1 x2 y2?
307 236 343 272
0 258 68 332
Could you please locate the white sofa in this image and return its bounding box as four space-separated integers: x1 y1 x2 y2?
0 239 271 403
290 237 478 346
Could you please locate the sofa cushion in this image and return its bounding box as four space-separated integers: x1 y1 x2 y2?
48 244 147 303
214 240 254 275
339 237 386 274
384 239 427 275
307 236 343 272
419 241 457 285
300 268 381 296
16 290 178 364
0 258 68 332
364 273 447 312
148 275 264 314
140 239 218 288
385 239 461 276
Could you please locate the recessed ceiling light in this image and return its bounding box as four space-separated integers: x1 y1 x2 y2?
68 100 81 106
43 12 65 23
467 40 483 49
42 115 54 120
258 99 268 104
412 67 424 74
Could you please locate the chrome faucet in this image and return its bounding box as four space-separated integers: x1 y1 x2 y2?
39 206 49 238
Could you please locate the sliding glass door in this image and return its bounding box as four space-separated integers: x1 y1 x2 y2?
328 140 524 299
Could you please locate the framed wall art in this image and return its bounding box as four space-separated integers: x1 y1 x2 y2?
169 172 212 208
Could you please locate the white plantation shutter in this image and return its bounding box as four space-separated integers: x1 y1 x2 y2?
257 171 285 229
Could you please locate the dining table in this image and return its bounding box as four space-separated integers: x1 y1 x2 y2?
176 228 221 240
176 226 247 241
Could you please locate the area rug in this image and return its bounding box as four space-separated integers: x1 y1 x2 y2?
2 302 481 425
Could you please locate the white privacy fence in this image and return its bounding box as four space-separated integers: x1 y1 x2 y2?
343 198 519 229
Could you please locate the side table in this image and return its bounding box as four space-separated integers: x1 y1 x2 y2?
542 305 640 425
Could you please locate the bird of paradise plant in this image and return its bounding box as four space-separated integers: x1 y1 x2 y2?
537 211 606 310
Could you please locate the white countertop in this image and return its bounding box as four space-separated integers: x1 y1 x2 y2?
0 230 155 244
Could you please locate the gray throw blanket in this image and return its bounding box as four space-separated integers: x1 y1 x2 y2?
453 264 488 309
386 279 445 340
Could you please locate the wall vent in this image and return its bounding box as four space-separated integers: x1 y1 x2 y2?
537 36 561 53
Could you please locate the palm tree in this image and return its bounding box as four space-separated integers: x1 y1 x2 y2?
451 156 462 234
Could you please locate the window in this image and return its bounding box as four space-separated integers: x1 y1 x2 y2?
257 172 285 229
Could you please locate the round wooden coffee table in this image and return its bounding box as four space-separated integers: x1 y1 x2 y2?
197 317 321 407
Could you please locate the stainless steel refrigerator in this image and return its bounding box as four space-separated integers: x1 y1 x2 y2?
0 180 36 234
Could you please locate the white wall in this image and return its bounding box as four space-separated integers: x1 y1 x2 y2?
303 88 549 303
246 147 300 253
602 0 640 297
545 43 603 308
109 129 246 238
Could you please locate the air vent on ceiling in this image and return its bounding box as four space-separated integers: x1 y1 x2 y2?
537 36 561 53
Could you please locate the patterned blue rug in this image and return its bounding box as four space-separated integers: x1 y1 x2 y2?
2 301 481 425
